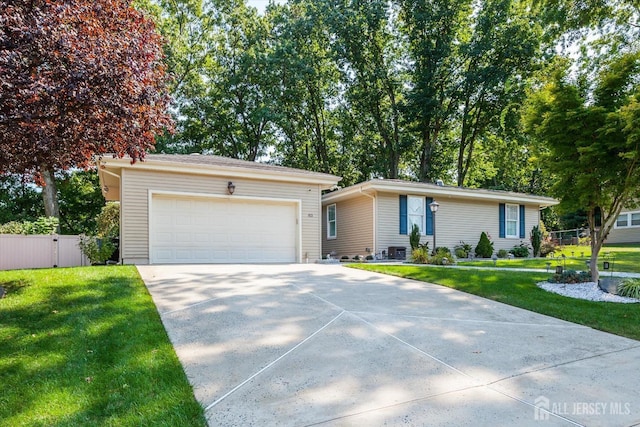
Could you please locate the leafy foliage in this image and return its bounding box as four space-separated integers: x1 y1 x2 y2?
410 247 430 264
454 241 472 258
617 279 640 299
540 240 558 257
78 236 116 265
530 225 543 257
96 203 120 239
0 217 59 235
475 232 494 258
409 224 421 251
549 269 592 284
510 242 531 258
524 53 640 281
0 0 172 216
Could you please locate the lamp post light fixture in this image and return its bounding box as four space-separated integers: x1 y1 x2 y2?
429 200 439 254
227 181 236 195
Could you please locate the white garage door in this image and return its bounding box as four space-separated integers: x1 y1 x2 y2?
150 194 298 264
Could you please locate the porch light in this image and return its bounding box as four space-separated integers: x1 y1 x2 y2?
227 181 236 195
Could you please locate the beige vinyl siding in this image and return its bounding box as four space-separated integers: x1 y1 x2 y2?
322 195 374 259
606 208 640 244
376 192 540 257
120 168 322 264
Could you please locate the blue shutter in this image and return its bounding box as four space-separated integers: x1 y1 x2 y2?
519 205 526 238
399 195 407 234
426 197 433 236
499 203 506 238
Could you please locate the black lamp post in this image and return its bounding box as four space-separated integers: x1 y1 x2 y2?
429 200 439 254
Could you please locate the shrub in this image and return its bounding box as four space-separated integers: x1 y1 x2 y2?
341 256 350 261
434 247 451 257
540 240 558 257
96 202 119 238
454 248 467 258
549 269 592 284
617 279 640 299
430 247 452 265
78 235 116 265
353 255 363 261
530 225 542 257
365 255 374 261
409 224 420 251
0 216 59 235
454 241 472 258
411 247 429 264
474 232 494 258
510 242 530 258
497 249 508 258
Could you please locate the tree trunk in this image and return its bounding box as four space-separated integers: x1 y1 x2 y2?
588 210 601 283
41 165 60 220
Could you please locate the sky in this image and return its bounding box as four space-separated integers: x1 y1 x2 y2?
246 0 286 14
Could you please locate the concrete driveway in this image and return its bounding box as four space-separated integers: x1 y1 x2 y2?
137 264 640 426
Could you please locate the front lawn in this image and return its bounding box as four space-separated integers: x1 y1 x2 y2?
350 264 640 341
0 266 206 427
457 244 640 273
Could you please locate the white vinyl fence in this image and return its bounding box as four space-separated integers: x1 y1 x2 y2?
0 234 89 270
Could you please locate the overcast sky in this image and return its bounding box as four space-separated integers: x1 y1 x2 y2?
246 0 286 13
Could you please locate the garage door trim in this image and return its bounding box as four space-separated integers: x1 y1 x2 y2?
148 190 302 264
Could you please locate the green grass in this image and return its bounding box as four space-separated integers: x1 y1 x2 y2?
457 244 640 273
0 266 206 427
350 264 640 341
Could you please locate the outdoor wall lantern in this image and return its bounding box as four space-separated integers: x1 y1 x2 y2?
227 181 236 195
429 200 439 254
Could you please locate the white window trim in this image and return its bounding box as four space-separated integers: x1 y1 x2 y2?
327 203 337 239
407 195 425 235
614 211 640 229
505 203 519 239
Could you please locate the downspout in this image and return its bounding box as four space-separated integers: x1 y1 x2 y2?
360 188 376 257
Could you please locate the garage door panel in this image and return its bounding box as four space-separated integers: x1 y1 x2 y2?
151 195 297 264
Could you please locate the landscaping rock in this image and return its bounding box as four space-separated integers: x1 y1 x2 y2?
598 277 622 295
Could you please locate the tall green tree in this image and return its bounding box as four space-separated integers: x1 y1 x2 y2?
268 2 348 177
399 0 540 186
524 53 640 281
323 0 409 179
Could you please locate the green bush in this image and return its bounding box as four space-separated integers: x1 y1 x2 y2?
540 240 558 257
454 241 472 258
366 254 374 260
549 269 592 284
0 217 59 235
409 224 420 251
96 202 119 238
474 232 494 258
430 247 452 265
617 279 640 299
411 247 430 264
530 225 543 257
497 249 508 258
454 248 467 258
78 235 116 265
510 242 530 258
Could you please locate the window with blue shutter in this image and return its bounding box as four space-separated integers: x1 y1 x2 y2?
519 205 526 238
426 197 433 236
399 195 407 234
499 203 506 238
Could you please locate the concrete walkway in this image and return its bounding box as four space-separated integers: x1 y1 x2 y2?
138 264 640 426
